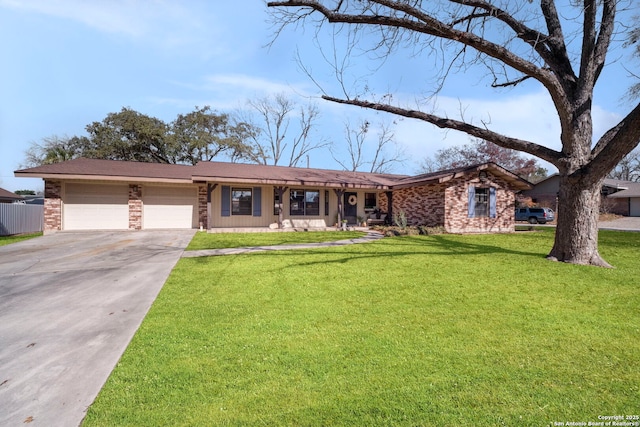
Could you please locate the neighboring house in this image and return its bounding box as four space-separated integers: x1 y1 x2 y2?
14 158 531 234
521 174 640 216
0 187 24 204
606 181 640 217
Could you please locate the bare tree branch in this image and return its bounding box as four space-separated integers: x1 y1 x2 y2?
322 94 562 165
242 93 329 167
267 0 640 266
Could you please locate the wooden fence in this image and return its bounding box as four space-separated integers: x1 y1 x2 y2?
0 203 44 236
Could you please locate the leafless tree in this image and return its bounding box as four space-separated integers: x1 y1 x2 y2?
608 149 640 182
240 93 329 167
332 119 406 173
22 135 85 168
625 14 640 99
268 0 640 267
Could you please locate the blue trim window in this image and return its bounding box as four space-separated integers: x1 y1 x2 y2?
232 188 252 216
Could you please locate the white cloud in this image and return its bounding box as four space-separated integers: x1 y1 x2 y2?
152 74 316 111
592 104 623 142
386 90 622 173
0 0 151 37
367 90 557 171
204 74 306 98
0 0 227 56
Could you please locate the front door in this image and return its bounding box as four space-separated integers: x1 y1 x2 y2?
343 192 358 224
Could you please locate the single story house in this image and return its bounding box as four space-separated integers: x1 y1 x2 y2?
14 158 531 234
0 187 24 204
521 174 640 216
605 181 640 216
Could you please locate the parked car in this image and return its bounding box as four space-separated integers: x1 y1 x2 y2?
515 207 555 224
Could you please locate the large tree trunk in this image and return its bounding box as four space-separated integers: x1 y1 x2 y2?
547 175 611 267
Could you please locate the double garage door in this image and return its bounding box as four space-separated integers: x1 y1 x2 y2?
63 183 197 230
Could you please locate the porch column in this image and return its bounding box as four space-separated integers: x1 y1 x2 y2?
334 189 345 225
44 180 62 233
274 186 288 228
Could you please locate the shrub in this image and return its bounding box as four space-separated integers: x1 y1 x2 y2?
393 209 408 229
417 225 446 235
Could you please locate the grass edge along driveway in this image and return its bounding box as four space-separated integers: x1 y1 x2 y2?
83 229 640 426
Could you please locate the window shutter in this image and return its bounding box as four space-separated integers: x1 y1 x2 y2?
468 186 476 218
253 187 262 216
489 187 497 218
221 186 230 217
325 190 329 216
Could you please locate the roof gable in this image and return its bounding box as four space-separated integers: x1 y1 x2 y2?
391 162 532 191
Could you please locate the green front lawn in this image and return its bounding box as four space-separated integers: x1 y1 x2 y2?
84 229 640 426
0 232 42 246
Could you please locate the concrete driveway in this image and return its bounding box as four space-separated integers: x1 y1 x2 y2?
599 216 640 231
0 229 195 427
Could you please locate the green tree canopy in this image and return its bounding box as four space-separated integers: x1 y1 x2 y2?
23 107 255 167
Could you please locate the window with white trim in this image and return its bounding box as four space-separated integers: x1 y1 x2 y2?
468 186 496 218
475 188 489 217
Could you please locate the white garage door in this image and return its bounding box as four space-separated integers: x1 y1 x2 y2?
630 198 640 217
143 186 197 229
64 183 129 230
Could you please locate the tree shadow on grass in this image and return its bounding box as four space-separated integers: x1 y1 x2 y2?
203 234 551 271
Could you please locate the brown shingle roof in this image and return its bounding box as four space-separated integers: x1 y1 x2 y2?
192 161 407 189
392 162 532 191
14 158 532 191
0 187 24 201
14 158 194 182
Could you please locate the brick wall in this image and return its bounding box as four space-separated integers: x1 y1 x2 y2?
128 184 142 230
43 180 62 233
388 173 517 233
602 197 629 216
392 184 446 227
444 175 515 233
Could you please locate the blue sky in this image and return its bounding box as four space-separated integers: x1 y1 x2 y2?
0 0 636 192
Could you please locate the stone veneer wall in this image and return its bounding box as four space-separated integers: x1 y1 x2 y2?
444 175 515 233
44 180 62 233
198 185 208 229
128 184 142 230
